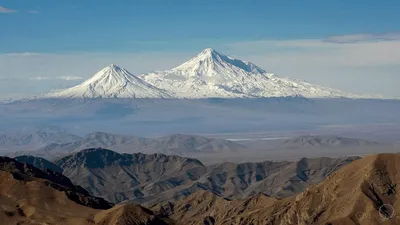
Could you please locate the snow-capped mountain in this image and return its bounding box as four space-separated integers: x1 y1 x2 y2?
140 48 360 98
35 48 369 100
42 64 171 99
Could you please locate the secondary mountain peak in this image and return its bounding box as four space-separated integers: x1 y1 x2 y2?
82 64 134 85
94 63 124 76
41 64 171 99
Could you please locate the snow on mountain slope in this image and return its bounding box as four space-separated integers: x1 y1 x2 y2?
42 64 171 99
140 48 360 98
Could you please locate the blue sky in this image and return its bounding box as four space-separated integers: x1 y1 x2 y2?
1 0 400 99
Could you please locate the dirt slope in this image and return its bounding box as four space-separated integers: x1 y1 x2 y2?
153 153 400 225
0 156 174 225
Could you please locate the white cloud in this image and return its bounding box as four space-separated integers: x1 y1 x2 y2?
28 76 52 81
0 6 16 13
28 77 52 81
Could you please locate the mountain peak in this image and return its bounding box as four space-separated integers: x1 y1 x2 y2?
79 64 140 91
109 63 119 67
92 64 135 80
171 48 266 76
198 48 218 56
192 48 225 62
105 63 122 70
202 47 215 53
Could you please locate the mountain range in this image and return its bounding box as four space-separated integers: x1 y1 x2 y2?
5 132 245 159
151 153 400 225
4 150 400 224
16 148 359 206
3 128 385 162
37 48 368 99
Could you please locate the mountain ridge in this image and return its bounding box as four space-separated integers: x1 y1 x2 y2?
4 151 400 224
51 148 359 206
152 153 400 225
6 132 245 159
0 156 175 225
53 148 206 204
0 156 113 210
14 155 63 173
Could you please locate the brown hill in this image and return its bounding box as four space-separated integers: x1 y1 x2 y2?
53 148 206 204
153 153 400 225
94 204 174 225
0 156 174 225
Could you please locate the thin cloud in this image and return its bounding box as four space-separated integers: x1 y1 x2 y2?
3 52 42 57
57 76 83 81
225 36 400 67
223 35 400 96
29 77 53 81
325 33 400 43
0 6 16 13
0 77 14 81
29 76 83 81
127 40 169 44
28 10 40 14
